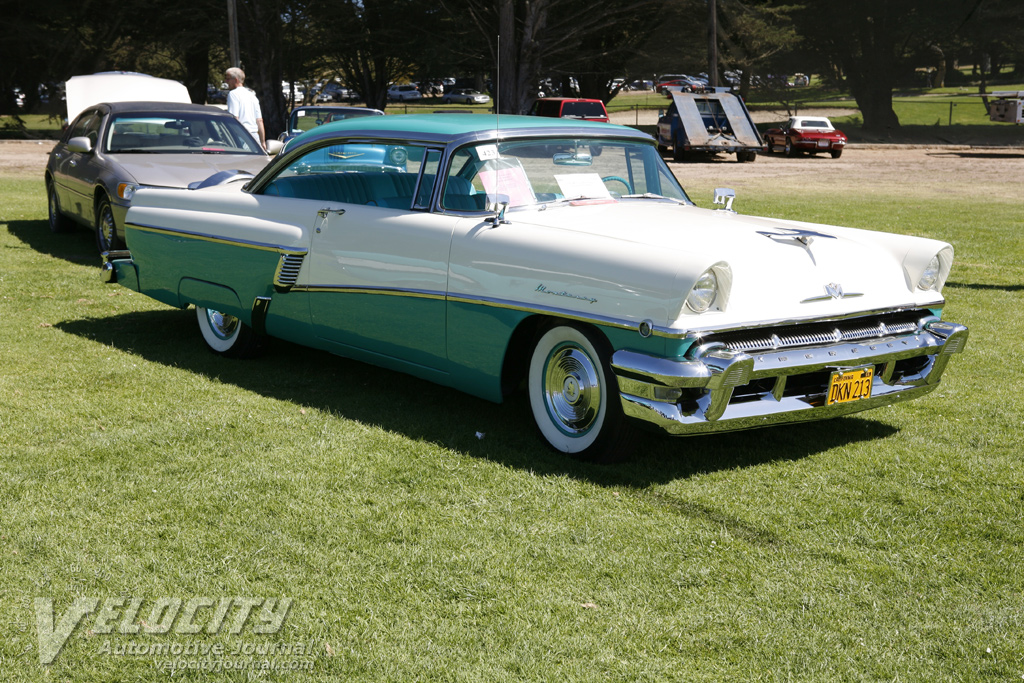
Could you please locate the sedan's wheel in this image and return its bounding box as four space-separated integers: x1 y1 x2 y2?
196 306 265 358
766 138 775 154
785 137 797 157
528 324 632 463
47 181 73 233
830 148 843 159
95 196 123 253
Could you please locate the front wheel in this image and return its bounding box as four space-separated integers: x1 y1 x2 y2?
95 196 123 253
196 306 265 358
830 148 843 159
785 137 798 158
528 324 632 463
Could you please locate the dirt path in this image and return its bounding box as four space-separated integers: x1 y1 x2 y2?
7 136 1023 206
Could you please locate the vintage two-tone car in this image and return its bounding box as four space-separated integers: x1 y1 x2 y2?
101 114 968 462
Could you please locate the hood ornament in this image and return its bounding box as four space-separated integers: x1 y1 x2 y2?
801 282 864 303
757 226 836 247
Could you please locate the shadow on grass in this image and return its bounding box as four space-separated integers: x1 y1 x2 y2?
946 280 1024 293
6 218 99 266
57 309 900 490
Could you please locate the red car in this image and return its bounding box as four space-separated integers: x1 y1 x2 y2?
764 116 847 158
528 97 609 123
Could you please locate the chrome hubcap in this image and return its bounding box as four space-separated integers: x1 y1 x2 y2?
206 309 239 340
544 345 601 435
100 210 115 247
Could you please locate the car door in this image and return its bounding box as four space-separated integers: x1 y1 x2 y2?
51 109 105 221
270 145 458 371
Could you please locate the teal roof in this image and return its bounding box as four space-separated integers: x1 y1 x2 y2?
312 113 637 139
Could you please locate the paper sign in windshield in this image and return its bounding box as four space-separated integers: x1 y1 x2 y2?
555 173 612 200
478 158 536 207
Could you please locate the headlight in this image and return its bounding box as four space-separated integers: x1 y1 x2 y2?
917 255 941 290
389 147 408 165
117 183 137 201
686 269 719 313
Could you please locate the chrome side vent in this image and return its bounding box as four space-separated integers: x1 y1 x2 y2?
274 251 306 291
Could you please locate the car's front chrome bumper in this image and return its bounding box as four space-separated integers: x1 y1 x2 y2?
611 318 968 435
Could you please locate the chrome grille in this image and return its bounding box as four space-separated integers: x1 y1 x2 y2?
698 312 927 354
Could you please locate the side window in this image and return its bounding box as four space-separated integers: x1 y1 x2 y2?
413 149 442 210
262 142 432 210
70 111 102 147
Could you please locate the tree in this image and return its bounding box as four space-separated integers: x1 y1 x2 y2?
452 0 669 114
716 0 802 100
312 0 441 111
793 0 983 133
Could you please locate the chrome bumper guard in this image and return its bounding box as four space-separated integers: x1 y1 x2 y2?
100 250 139 290
611 319 968 435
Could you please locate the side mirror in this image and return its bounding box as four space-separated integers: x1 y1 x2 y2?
67 136 93 154
265 140 285 156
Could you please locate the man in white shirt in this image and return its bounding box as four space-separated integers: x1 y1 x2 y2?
224 67 266 150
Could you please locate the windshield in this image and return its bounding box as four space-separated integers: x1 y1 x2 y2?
105 114 262 154
441 137 690 211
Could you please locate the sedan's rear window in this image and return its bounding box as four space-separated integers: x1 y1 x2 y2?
560 102 607 118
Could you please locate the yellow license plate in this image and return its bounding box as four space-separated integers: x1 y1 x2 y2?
826 366 874 405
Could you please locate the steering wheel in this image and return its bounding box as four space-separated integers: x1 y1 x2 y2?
601 175 633 194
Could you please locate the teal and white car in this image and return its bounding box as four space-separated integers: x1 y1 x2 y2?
102 114 968 462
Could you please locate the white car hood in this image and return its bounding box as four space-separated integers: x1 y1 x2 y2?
500 201 949 329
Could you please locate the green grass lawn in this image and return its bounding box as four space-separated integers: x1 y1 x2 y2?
1 161 1023 681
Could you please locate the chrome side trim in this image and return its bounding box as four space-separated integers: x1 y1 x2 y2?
295 285 446 300
126 222 307 256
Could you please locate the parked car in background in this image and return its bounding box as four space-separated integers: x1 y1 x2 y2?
656 74 705 94
278 105 385 144
442 89 491 105
388 84 422 102
528 97 609 123
764 116 847 158
102 114 968 462
46 100 282 253
656 91 762 162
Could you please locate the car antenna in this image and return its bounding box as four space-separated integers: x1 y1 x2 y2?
488 33 510 227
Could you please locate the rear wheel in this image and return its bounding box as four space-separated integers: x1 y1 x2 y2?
527 323 633 463
47 181 73 233
737 150 757 162
672 144 687 162
766 138 776 154
196 306 265 358
95 196 123 253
